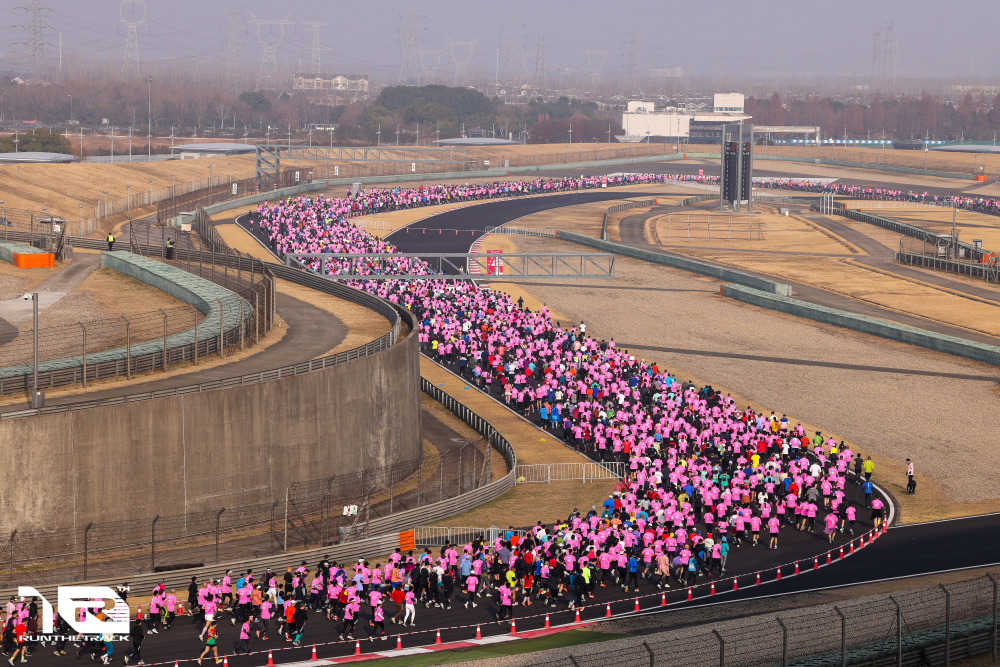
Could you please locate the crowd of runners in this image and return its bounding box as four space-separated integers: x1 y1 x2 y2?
3 173 887 664
672 173 1000 216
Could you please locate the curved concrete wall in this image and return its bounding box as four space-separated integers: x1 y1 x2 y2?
0 313 421 530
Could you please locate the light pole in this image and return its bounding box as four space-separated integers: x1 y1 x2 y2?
126 184 130 208
68 94 72 123
228 161 231 182
128 127 133 162
111 126 115 162
146 77 153 161
30 293 41 408
102 191 107 220
329 128 333 147
308 129 313 147
171 173 175 196
148 178 152 201
376 123 381 148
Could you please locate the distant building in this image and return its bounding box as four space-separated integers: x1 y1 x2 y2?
292 73 370 104
619 93 751 143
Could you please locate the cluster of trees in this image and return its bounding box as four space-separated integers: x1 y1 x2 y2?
747 92 1000 141
0 128 71 153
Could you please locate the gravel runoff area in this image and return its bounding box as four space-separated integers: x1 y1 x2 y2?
489 235 1000 505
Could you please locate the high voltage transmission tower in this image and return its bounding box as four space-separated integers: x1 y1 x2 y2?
396 6 425 85
447 38 477 85
120 0 147 80
250 13 293 90
302 21 329 73
871 22 898 96
585 41 609 92
13 0 53 83
623 32 638 95
223 7 244 92
498 22 526 84
533 36 546 90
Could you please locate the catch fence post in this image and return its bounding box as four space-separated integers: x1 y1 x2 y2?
161 309 168 371
123 316 131 379
150 515 159 572
989 573 999 664
215 508 226 564
777 618 788 667
80 323 87 387
940 583 951 666
83 522 94 580
835 606 846 667
642 641 654 667
712 629 725 667
891 596 902 667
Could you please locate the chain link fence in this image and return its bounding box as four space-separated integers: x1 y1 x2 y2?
0 437 495 589
516 571 1000 667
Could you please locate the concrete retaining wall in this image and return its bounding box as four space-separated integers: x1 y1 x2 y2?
0 319 422 530
723 283 1000 366
558 230 793 296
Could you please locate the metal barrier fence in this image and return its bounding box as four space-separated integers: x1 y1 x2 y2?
603 198 657 240
756 145 988 177
0 439 491 589
514 462 625 484
484 225 558 237
413 525 528 548
156 168 304 223
897 249 1000 284
518 570 1000 667
658 213 765 241
0 233 271 397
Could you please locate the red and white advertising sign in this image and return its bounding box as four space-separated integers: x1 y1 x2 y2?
486 249 504 275
698 169 704 177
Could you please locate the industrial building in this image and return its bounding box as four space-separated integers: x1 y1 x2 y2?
292 73 371 104
620 93 750 143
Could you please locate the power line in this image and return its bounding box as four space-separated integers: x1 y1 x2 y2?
119 0 147 81
13 0 53 83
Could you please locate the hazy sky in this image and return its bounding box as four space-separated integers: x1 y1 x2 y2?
1 0 996 81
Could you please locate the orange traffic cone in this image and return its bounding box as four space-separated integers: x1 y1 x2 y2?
354 640 361 656
839 546 845 559
660 592 667 607
605 603 612 618
310 645 318 661
633 597 640 612
849 540 855 554
223 658 229 667
776 567 782 581
813 557 819 570
475 624 482 640
794 561 800 575
137 607 143 621
435 628 442 645
267 651 274 667
686 588 693 601
826 552 832 565
574 608 581 623
544 613 550 629
710 582 716 596
509 618 517 636
755 572 761 585
395 635 402 650
732 578 739 591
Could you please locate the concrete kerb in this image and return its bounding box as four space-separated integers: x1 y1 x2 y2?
722 283 1000 367
556 230 793 296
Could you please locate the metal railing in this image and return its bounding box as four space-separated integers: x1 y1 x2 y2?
484 225 558 237
602 198 657 240
413 525 528 548
514 462 625 484
658 213 765 241
518 570 1000 667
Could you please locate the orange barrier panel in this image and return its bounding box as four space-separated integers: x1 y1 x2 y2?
12 252 54 268
398 529 415 552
